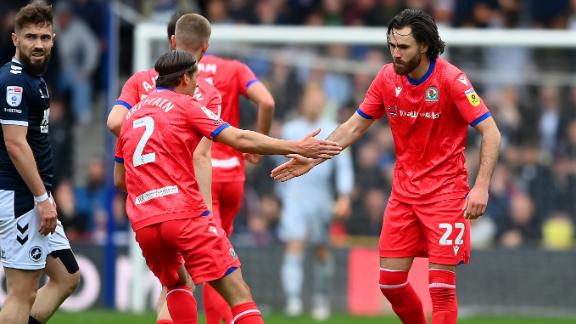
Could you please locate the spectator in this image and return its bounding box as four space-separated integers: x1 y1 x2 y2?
53 1 100 124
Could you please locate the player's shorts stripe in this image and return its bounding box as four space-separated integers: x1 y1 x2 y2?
470 111 491 127
114 156 124 163
224 266 238 276
429 282 456 289
210 123 230 138
0 119 28 126
115 100 132 110
233 309 261 322
356 108 373 119
200 210 210 216
245 79 259 89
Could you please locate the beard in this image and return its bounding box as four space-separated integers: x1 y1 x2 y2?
19 50 51 75
393 54 421 76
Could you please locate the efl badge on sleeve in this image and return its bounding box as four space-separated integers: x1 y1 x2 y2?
6 86 23 107
465 88 480 107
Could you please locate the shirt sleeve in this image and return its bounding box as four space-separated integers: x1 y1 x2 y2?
236 61 258 95
206 90 222 118
450 72 491 126
357 68 386 120
114 136 124 163
115 73 141 110
0 74 29 126
185 97 230 139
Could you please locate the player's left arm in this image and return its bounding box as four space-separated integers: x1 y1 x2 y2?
451 72 502 219
113 162 126 192
245 81 275 135
113 137 127 192
193 136 213 208
466 117 501 219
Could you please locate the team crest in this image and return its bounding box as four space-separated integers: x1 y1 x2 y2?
29 246 43 262
425 87 439 102
465 88 480 107
6 86 23 107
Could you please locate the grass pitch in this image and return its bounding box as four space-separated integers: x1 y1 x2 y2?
50 310 576 324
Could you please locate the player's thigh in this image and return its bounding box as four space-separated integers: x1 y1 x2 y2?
278 199 308 242
379 198 426 258
208 267 252 306
0 189 49 271
414 198 470 266
164 216 241 286
135 224 182 287
4 267 43 296
219 181 244 234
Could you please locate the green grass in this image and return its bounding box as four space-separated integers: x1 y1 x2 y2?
50 310 576 324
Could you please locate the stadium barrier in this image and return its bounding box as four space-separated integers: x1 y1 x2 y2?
0 243 573 316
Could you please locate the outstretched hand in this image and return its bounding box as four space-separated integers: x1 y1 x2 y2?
271 154 318 182
297 128 342 159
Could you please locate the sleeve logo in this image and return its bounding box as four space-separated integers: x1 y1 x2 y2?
6 86 23 107
465 88 480 107
200 106 219 120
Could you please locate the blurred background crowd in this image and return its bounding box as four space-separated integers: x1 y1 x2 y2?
1 0 576 250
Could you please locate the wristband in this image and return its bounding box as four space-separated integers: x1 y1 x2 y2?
34 192 49 203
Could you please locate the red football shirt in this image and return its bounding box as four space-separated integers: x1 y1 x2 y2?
115 68 222 117
115 88 230 230
198 55 258 183
358 58 491 204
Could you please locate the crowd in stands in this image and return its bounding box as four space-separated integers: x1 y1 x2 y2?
1 0 575 249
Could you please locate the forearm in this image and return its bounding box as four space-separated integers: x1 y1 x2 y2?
7 142 47 196
256 103 274 135
236 130 298 155
193 154 213 209
326 115 370 150
474 129 501 189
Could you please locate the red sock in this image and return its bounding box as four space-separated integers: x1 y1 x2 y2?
202 283 233 324
379 269 428 324
231 301 264 324
157 321 174 324
166 285 198 324
429 269 458 324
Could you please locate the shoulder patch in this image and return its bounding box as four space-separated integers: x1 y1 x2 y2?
200 105 219 120
6 86 23 107
465 88 480 107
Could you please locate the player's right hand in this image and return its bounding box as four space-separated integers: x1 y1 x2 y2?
37 197 57 235
296 128 342 159
271 154 317 182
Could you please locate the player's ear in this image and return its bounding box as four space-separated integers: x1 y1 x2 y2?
420 43 429 55
170 35 177 50
202 41 209 54
11 32 18 46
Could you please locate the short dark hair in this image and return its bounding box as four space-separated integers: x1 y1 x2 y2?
175 13 211 50
14 1 53 33
387 9 445 59
154 50 197 88
167 10 194 41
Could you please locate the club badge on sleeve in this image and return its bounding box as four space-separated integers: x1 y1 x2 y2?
6 86 23 107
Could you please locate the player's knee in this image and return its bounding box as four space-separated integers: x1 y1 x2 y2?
379 268 409 290
428 269 457 308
